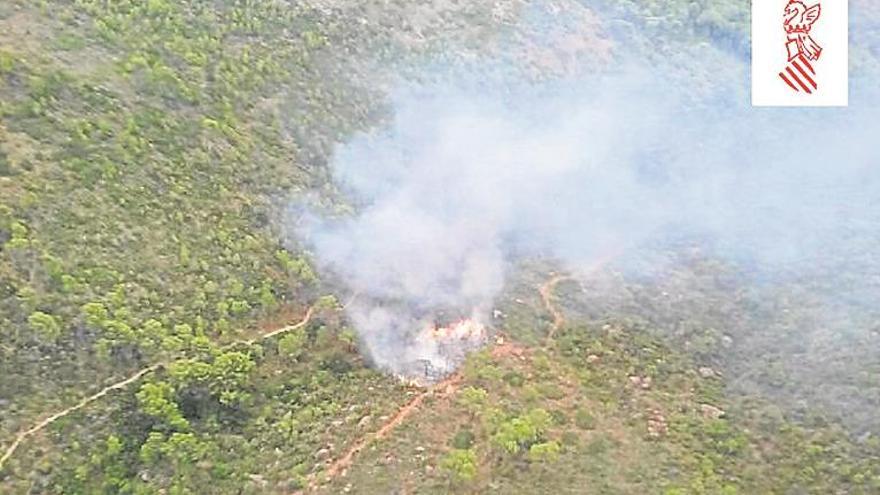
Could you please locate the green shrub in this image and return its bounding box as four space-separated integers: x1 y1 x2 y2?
278 329 307 358
492 409 552 454
458 386 488 416
28 311 61 341
451 429 475 450
575 408 596 430
503 371 525 387
528 441 561 463
440 449 477 481
136 381 189 430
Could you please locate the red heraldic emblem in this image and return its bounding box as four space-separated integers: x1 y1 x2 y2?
779 0 821 94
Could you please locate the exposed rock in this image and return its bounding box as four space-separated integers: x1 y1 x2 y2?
586 354 600 363
700 404 725 420
647 409 668 438
247 474 267 487
315 448 331 460
628 375 652 389
698 367 716 378
357 415 371 428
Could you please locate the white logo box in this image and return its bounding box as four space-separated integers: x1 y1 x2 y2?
752 0 848 106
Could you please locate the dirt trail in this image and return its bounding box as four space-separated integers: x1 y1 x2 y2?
308 372 464 491
0 364 162 470
301 276 550 493
245 305 315 345
539 250 621 344
302 266 616 491
0 303 318 472
540 274 577 343
306 334 525 492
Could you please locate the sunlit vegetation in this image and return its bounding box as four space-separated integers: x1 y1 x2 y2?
0 0 346 450
0 0 519 490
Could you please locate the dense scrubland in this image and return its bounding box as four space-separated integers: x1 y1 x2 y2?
1 1 879 494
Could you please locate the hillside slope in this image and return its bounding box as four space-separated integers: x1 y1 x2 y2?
2 1 879 494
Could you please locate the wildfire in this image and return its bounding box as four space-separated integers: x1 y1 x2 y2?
428 318 487 342
391 315 488 385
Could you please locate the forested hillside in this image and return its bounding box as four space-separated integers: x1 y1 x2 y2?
1 1 879 494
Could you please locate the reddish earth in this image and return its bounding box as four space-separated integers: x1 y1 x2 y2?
303 310 534 492
539 274 574 343
306 372 465 492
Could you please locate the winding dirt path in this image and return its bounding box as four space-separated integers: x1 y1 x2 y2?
540 250 622 344
300 272 563 493
245 305 315 345
301 264 618 491
307 372 465 491
0 303 319 472
2 266 595 479
539 273 575 343
305 331 526 492
0 364 162 470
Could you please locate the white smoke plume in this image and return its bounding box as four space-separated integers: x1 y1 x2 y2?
289 2 880 380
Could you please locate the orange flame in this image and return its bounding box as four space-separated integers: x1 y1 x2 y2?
428 318 486 342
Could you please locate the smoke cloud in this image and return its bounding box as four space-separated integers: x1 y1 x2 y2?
288 2 880 381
